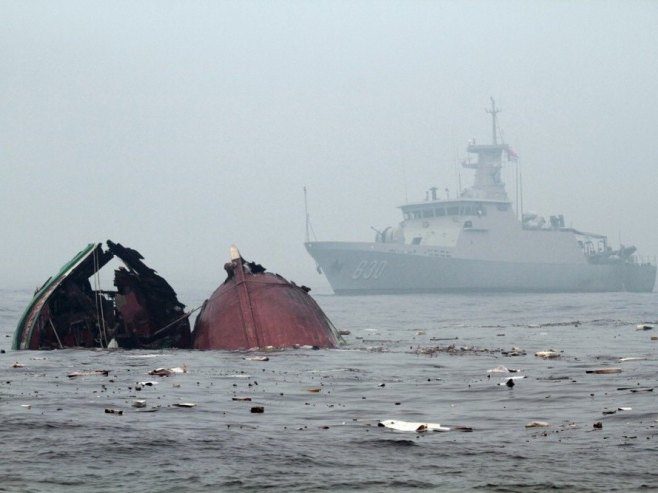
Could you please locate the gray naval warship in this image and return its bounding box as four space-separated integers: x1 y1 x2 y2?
305 101 656 294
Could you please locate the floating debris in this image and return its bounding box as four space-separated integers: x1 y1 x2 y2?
132 400 147 408
173 402 196 408
306 387 322 393
67 370 109 378
499 376 526 387
593 421 603 429
378 420 450 432
337 330 351 336
148 366 186 377
535 350 560 359
618 407 632 411
487 365 521 373
525 421 549 428
138 381 159 387
11 362 24 368
586 368 622 374
232 397 252 401
250 406 265 413
244 356 269 362
618 357 647 362
636 324 654 331
105 408 123 415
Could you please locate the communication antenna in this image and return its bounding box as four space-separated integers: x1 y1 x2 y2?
486 97 501 144
304 186 310 243
303 186 317 243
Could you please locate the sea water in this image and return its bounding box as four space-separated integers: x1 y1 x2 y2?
1 288 657 492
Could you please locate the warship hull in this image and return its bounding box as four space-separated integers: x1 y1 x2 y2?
306 241 656 294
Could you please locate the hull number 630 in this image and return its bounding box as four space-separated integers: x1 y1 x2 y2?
352 260 387 280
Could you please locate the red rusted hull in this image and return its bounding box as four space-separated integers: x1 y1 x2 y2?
192 254 338 350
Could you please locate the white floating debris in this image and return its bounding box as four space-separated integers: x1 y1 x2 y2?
618 357 647 362
636 324 654 331
618 407 632 411
535 350 560 359
11 362 25 368
498 375 527 386
138 381 159 386
67 370 109 378
107 338 119 349
21 404 31 409
244 356 270 362
525 421 549 428
132 400 147 408
378 419 450 432
173 402 196 408
487 365 521 374
586 368 622 374
148 366 187 376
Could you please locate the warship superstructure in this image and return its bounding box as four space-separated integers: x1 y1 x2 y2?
305 101 656 294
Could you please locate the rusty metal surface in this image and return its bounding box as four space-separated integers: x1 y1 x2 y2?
192 256 338 350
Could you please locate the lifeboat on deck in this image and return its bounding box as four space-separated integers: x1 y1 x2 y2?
192 246 340 350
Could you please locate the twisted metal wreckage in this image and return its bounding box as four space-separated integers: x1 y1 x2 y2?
13 241 339 351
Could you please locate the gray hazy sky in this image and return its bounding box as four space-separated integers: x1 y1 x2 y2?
2 0 657 294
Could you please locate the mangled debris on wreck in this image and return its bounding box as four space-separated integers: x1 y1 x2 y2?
192 246 341 350
12 241 191 350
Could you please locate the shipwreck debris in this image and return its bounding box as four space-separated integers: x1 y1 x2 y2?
13 241 191 350
378 420 450 432
586 368 623 374
535 350 561 359
192 246 341 350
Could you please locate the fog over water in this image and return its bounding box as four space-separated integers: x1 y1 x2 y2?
2 1 657 294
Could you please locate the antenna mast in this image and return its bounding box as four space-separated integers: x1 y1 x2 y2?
486 97 501 145
304 186 310 243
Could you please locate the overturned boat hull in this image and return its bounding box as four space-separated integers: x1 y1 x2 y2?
193 247 339 350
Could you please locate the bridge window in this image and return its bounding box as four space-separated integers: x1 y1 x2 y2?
422 209 434 218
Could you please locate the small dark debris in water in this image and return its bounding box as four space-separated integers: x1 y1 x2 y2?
617 386 653 392
506 378 515 388
636 324 654 331
105 408 123 415
453 426 473 432
593 421 603 429
0 349 5 353
232 397 252 401
602 410 616 415
379 383 385 387
586 368 622 374
11 362 24 368
250 406 265 413
337 330 351 336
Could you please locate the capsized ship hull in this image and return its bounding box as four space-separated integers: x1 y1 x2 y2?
192 247 340 350
306 241 656 294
